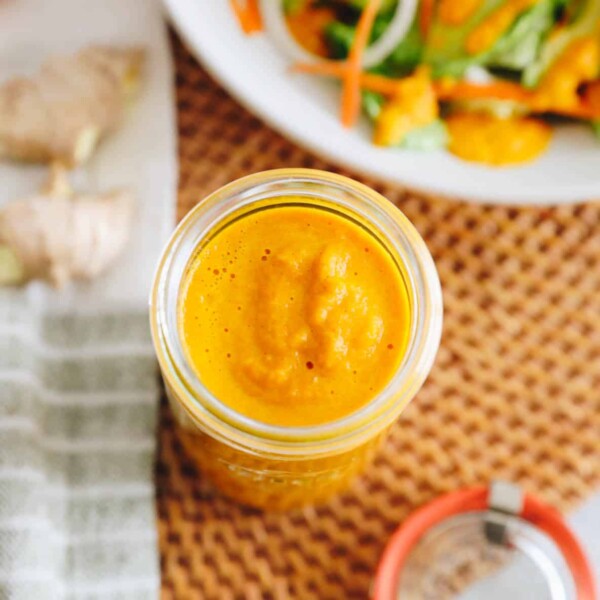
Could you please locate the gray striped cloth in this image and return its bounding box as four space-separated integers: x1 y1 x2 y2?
0 287 160 599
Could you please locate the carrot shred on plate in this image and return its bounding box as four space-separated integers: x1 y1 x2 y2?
433 79 531 103
419 0 435 37
292 61 347 77
230 0 263 34
341 0 382 128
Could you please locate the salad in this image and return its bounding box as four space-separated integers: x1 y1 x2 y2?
231 0 600 166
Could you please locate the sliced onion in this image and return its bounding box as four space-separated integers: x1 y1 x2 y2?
363 0 418 68
260 0 418 68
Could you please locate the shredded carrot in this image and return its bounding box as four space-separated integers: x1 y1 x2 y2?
434 79 531 103
245 0 262 32
341 0 382 127
292 61 347 77
230 0 263 34
419 0 435 37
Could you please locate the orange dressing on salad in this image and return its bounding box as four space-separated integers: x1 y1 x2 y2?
466 0 539 55
286 6 336 57
179 203 410 427
373 67 438 146
583 81 600 114
438 0 483 25
532 36 600 113
446 113 551 165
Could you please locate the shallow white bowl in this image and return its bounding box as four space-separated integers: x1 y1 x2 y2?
165 0 600 205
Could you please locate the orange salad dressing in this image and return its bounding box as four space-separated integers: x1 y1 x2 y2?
439 0 483 26
286 6 336 57
446 112 552 166
179 202 411 427
466 0 539 55
532 36 600 114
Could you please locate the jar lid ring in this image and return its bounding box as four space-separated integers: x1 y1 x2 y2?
372 481 596 600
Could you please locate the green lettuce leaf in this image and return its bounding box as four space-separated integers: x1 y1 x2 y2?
324 20 355 59
487 0 562 71
423 0 566 78
371 18 424 77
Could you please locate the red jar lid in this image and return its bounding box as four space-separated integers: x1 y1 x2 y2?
372 482 596 600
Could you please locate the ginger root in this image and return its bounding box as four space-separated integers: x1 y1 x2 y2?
0 46 144 167
0 165 135 287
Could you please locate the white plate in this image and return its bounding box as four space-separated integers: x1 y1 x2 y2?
165 0 600 205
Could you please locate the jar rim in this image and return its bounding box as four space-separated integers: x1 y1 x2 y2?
150 169 443 456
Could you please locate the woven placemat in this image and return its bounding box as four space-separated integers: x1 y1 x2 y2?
157 36 600 599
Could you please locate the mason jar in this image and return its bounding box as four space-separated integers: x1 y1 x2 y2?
150 169 442 510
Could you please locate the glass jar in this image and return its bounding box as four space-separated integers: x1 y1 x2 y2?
150 169 442 510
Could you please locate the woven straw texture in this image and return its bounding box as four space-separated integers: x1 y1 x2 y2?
157 37 600 599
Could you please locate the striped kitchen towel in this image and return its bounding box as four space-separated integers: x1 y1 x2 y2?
0 289 159 599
